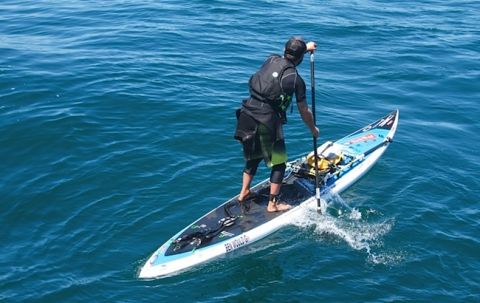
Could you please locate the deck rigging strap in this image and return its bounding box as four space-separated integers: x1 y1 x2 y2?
172 201 239 252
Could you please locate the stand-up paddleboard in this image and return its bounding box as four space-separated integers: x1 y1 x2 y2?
139 110 399 279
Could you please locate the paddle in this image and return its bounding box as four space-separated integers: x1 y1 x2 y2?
309 51 322 213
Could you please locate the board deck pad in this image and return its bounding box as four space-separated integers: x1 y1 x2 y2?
165 173 314 256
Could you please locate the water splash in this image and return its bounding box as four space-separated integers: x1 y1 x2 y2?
291 194 402 266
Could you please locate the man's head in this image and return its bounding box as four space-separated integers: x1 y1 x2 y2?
284 37 307 66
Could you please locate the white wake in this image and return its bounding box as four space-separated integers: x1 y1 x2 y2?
291 193 403 265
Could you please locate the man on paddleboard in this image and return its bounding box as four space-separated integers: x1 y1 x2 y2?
234 37 319 212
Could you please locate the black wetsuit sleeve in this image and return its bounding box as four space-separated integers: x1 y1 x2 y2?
281 67 307 103
294 75 307 103
280 69 307 104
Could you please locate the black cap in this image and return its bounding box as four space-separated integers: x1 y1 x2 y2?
284 37 307 63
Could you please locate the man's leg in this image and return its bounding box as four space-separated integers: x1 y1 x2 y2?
267 163 291 212
239 158 261 201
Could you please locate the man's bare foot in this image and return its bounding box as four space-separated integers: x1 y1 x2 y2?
238 189 251 203
267 201 292 212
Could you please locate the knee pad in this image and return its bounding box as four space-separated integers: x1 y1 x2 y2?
244 158 262 176
270 163 286 184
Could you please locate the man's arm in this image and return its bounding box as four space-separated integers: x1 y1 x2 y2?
297 100 319 138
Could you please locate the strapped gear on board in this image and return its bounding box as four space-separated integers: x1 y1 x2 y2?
306 142 343 175
290 141 347 186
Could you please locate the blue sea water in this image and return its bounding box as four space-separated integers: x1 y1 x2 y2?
1 0 479 302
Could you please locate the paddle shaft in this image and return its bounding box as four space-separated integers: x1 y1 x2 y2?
309 52 321 211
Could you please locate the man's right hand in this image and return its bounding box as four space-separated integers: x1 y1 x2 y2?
306 41 317 53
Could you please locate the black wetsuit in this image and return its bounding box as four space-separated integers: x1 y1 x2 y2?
234 55 307 183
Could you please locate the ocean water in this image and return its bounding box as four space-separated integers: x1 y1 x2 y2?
1 0 479 302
